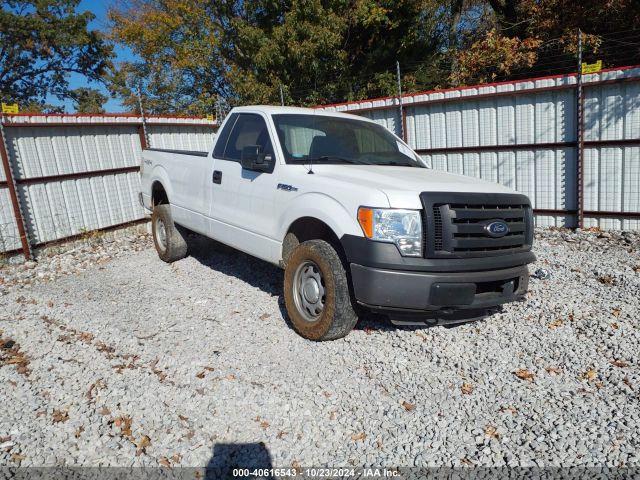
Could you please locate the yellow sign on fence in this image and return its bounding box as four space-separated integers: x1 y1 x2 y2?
206 114 214 121
581 60 603 75
1 103 19 114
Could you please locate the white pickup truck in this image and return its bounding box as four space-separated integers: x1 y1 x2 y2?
139 106 535 340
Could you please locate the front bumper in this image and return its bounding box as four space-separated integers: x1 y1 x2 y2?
350 264 529 312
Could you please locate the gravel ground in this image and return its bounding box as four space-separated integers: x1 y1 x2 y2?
0 227 639 469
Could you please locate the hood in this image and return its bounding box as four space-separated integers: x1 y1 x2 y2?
309 165 519 209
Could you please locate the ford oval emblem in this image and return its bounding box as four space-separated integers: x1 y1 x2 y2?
485 220 509 238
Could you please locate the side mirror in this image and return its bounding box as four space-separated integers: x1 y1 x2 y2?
241 145 271 172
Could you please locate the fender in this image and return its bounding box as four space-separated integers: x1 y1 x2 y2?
278 192 364 242
148 164 174 203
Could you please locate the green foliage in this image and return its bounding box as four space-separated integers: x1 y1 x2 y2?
71 87 107 113
452 0 640 85
109 0 640 112
0 0 114 108
109 0 450 112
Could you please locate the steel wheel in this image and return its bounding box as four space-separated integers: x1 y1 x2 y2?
292 260 326 322
155 217 167 251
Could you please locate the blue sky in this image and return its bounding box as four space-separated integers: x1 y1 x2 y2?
51 0 137 112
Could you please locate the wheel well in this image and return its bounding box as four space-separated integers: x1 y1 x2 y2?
152 181 169 206
282 217 345 267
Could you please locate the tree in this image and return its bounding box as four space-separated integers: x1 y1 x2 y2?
108 0 449 111
71 87 106 113
451 0 640 85
0 0 114 108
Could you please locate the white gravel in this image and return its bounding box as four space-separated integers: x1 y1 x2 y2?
0 227 639 469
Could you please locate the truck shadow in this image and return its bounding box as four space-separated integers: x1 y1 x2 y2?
205 441 274 479
186 232 289 315
185 233 490 335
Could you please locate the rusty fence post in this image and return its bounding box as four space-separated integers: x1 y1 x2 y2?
0 115 32 260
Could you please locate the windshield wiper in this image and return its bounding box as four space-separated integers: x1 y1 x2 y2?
306 156 367 165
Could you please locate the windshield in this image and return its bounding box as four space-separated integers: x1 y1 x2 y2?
272 114 425 168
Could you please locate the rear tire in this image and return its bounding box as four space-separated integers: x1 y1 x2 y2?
284 239 359 341
152 204 188 263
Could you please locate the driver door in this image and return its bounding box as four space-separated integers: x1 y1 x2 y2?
209 112 278 260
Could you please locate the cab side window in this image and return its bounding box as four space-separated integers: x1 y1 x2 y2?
223 114 274 161
212 113 238 158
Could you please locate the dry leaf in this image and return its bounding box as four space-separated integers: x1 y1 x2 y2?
115 416 133 439
178 414 189 422
329 411 337 420
52 409 69 423
259 313 270 320
135 435 151 456
545 366 562 375
99 406 111 415
610 359 629 368
226 374 236 380
171 453 182 464
623 377 634 390
363 326 375 335
159 457 171 467
499 406 518 415
611 323 619 330
598 275 615 285
583 368 598 381
461 383 474 394
47 300 54 308
484 425 499 439
402 401 415 411
195 371 205 379
612 308 621 317
277 431 288 439
548 319 563 329
78 332 94 343
322 391 332 398
632 265 640 273
260 420 270 429
75 426 84 438
514 369 535 383
11 453 25 463
351 432 366 442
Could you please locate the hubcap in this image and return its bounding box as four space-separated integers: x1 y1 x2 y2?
292 260 326 322
156 218 167 251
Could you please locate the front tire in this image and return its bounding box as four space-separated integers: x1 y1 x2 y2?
284 240 359 341
152 204 188 263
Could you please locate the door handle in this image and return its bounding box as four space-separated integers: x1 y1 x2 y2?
212 170 222 184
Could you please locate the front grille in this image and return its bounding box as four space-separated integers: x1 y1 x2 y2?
432 206 444 251
421 193 533 259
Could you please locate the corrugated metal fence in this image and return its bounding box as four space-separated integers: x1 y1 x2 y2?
318 65 640 230
0 114 216 256
2 66 639 258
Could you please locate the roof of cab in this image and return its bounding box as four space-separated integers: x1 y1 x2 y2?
229 105 374 122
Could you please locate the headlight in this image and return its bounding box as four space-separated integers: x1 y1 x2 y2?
357 207 422 257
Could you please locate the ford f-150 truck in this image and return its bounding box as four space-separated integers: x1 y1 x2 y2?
139 106 535 341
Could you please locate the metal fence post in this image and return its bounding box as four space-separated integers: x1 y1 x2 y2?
137 84 150 149
576 29 585 229
0 115 32 260
396 61 406 142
